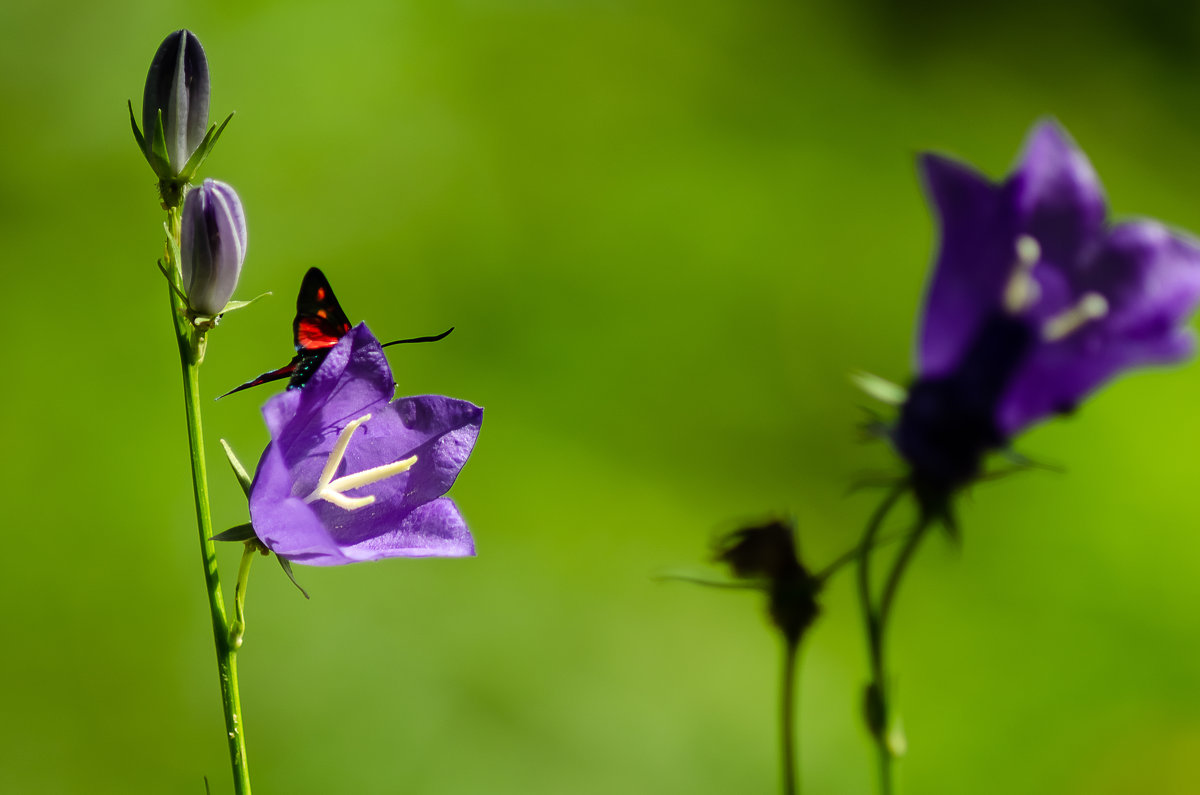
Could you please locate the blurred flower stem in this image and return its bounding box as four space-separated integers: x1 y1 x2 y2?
164 201 252 794
855 482 919 795
779 636 800 795
704 519 821 795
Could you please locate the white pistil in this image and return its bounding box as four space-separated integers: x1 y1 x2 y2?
303 413 418 511
1042 292 1109 342
1003 235 1042 314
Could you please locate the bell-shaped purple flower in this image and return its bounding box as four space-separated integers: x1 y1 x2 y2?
180 179 247 315
895 120 1200 508
249 323 482 565
142 29 210 177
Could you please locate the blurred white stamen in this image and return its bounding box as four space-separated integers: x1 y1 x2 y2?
303 413 418 511
1003 235 1041 314
1042 292 1109 341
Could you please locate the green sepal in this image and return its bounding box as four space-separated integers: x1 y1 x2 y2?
851 370 907 406
128 100 173 183
220 439 253 496
150 108 173 177
191 292 272 332
219 292 272 315
996 448 1063 474
277 556 310 600
653 569 765 591
156 259 189 304
212 523 256 542
178 111 234 183
160 226 196 314
127 99 146 153
163 219 183 268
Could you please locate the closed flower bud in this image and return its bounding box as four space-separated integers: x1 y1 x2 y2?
715 519 820 645
142 29 210 177
181 179 247 315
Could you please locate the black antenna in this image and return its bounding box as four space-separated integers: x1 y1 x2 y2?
380 327 454 348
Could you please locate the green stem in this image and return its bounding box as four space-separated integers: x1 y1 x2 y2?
855 484 908 795
879 523 931 636
780 638 800 795
229 543 256 650
166 205 253 794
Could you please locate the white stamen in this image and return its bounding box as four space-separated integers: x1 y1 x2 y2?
313 414 371 493
303 413 419 511
324 455 419 495
321 490 378 511
1003 235 1042 314
1042 292 1109 342
1015 234 1040 266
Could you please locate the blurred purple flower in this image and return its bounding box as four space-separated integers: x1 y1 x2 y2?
249 323 481 565
896 120 1200 507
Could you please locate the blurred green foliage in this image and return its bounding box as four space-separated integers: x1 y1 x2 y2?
3 1 1200 792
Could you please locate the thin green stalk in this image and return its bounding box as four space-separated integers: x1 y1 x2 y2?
780 638 800 795
229 543 257 650
166 204 252 794
855 483 907 795
878 523 931 636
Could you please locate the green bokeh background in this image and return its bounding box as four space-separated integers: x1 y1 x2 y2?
4 1 1200 792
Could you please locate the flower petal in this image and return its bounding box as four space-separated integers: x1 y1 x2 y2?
1009 120 1107 272
336 498 476 561
997 220 1200 435
916 152 1012 377
247 441 352 565
262 324 394 458
1086 221 1200 331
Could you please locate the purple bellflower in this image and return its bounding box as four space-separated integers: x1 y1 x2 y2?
895 120 1200 512
249 323 481 565
180 179 247 316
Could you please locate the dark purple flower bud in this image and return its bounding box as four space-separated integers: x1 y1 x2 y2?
142 30 210 175
249 324 482 565
180 179 247 315
895 120 1200 512
715 520 819 644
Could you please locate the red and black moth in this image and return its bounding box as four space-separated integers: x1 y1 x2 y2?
220 267 452 398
